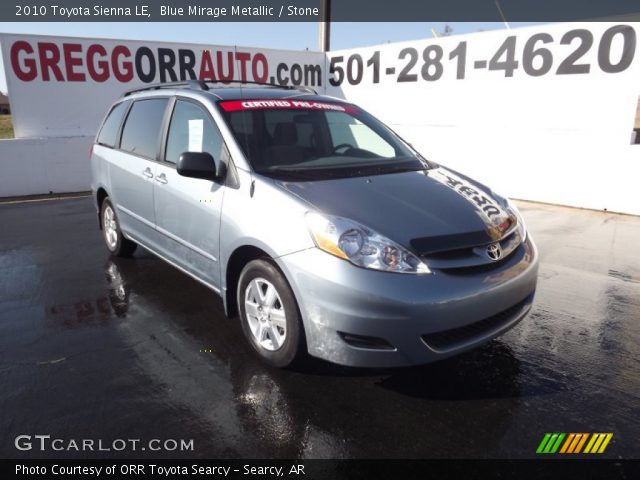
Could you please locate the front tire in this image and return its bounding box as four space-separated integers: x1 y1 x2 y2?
237 259 305 368
100 198 137 257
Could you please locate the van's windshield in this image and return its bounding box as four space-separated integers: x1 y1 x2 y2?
218 99 430 181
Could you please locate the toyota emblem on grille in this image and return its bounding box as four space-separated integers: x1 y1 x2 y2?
487 243 502 261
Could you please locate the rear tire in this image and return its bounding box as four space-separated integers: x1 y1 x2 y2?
237 259 305 368
100 198 137 258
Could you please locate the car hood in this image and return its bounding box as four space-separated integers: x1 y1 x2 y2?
276 167 516 254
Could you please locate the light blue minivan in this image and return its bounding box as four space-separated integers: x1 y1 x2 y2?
91 80 538 368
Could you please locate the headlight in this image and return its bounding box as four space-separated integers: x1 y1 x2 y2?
507 200 527 242
305 212 431 274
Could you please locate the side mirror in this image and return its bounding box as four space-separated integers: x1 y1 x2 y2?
177 152 218 181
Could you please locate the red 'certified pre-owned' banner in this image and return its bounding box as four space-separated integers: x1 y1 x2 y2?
219 99 357 112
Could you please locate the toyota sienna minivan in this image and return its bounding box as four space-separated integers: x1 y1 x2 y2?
91 80 538 368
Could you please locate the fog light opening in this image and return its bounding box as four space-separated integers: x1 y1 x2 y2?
338 332 396 351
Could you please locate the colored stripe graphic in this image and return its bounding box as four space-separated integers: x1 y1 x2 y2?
584 434 599 453
597 433 613 453
536 433 552 453
584 433 614 454
567 433 582 453
573 433 589 453
559 433 575 453
538 433 614 454
550 433 565 453
544 433 559 453
536 433 566 454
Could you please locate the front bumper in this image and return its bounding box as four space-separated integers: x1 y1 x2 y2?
276 236 539 367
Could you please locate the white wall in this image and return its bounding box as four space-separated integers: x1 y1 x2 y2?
326 22 640 215
1 24 639 215
0 136 93 196
0 33 322 198
0 33 324 138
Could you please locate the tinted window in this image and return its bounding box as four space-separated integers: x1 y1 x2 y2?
120 99 168 159
97 101 129 148
165 100 225 167
262 110 313 148
221 103 426 180
327 112 395 157
230 110 252 135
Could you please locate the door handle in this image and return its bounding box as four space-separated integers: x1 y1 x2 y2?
142 167 153 179
155 173 168 184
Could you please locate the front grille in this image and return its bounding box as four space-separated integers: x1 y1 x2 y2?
410 230 493 255
440 251 513 274
421 294 533 351
426 231 516 261
418 229 521 271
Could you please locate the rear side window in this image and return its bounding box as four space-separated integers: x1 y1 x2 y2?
120 98 169 159
97 101 129 148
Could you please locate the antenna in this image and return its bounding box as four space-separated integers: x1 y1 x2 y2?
495 0 511 29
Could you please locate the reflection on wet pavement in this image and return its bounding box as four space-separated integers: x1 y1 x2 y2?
0 198 638 459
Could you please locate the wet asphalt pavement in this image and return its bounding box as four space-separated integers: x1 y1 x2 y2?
0 197 638 459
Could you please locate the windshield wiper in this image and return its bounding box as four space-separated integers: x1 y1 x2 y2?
344 164 425 177
381 164 426 173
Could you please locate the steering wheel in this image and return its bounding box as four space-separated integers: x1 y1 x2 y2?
332 143 355 155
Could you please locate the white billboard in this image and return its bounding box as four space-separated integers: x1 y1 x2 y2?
1 23 639 214
0 33 323 138
325 22 640 214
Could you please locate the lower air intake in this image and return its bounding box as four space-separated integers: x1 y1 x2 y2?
421 294 534 351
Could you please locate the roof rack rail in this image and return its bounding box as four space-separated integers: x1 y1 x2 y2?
123 79 317 97
123 80 208 96
203 80 317 95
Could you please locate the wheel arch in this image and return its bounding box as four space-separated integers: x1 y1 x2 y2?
224 245 273 319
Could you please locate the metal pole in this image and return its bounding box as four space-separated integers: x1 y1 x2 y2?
319 0 331 52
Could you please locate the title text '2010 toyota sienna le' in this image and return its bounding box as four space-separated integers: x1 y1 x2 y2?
91 80 538 368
